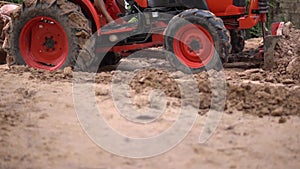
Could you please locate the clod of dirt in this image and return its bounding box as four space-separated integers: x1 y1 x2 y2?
63 66 73 77
39 113 49 120
95 88 109 96
271 107 284 116
278 117 287 124
281 78 294 85
286 57 300 80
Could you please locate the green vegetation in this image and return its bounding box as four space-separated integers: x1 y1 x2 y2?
3 0 22 4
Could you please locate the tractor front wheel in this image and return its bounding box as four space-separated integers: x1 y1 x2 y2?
164 9 231 73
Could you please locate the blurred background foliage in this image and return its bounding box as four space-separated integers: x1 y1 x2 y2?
3 0 23 4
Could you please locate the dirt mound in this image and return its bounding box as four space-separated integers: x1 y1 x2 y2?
7 65 114 85
7 65 74 82
226 77 300 117
6 64 299 120
273 23 300 83
130 69 181 98
129 68 300 118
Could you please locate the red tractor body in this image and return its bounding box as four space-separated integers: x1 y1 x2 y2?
9 0 270 72
87 0 266 30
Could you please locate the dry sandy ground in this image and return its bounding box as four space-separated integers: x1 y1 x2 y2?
0 23 299 169
0 57 299 169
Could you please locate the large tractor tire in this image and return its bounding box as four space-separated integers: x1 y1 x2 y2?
164 9 231 73
230 29 245 53
9 0 94 71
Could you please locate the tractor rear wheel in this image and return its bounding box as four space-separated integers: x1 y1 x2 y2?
164 9 231 73
230 29 245 53
9 0 94 71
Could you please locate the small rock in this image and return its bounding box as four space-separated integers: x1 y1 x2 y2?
230 165 237 169
4 155 11 161
284 21 293 28
260 107 270 115
280 70 287 74
271 107 284 116
268 98 279 105
242 104 252 109
63 67 73 77
172 71 185 79
283 22 293 35
76 30 89 38
96 88 109 96
138 77 146 83
287 50 293 56
39 113 49 119
287 58 300 75
241 83 251 90
236 101 244 111
237 72 246 77
265 76 275 83
255 91 270 99
251 74 262 81
279 117 287 124
225 125 234 130
244 68 262 74
149 58 157 63
282 79 294 84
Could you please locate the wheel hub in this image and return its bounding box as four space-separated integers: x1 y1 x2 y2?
173 24 214 69
189 38 202 53
43 36 57 51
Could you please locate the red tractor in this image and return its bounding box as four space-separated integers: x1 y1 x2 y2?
8 0 270 73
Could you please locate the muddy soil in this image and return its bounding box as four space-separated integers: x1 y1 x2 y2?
0 25 299 168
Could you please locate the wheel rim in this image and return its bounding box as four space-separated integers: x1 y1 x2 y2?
19 16 68 70
173 24 214 69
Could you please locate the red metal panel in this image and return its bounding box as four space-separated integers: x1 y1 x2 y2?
70 0 101 34
134 0 148 8
206 0 233 14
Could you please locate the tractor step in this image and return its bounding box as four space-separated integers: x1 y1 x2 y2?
101 21 138 35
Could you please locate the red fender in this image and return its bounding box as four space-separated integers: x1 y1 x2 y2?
70 0 101 34
134 0 148 8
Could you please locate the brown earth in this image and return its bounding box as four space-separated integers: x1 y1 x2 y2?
0 25 299 168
